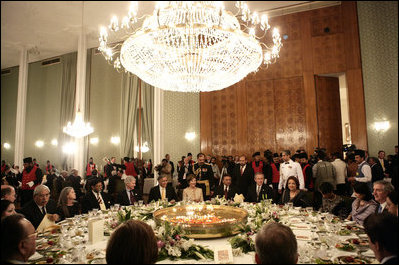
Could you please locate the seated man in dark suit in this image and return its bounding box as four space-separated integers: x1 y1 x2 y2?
213 175 238 200
246 172 273 203
148 176 177 203
81 178 112 213
116 176 142 206
20 184 59 229
364 213 398 264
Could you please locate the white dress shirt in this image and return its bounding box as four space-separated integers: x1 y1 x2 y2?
278 159 304 190
332 158 347 185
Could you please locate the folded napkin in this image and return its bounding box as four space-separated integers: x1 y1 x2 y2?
362 249 375 258
28 252 43 261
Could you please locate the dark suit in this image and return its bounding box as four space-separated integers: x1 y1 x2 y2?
213 185 239 200
116 188 143 206
246 184 274 203
178 164 193 189
371 163 385 183
81 191 112 213
382 256 398 264
148 185 177 202
169 161 175 176
233 163 254 198
20 199 57 229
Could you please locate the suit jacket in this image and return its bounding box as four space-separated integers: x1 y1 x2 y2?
81 191 112 213
382 256 398 264
213 185 239 200
148 185 177 202
20 199 57 229
233 163 254 198
246 184 274 203
116 188 143 206
371 163 385 183
178 164 194 189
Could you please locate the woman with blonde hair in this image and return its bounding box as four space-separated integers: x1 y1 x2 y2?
56 187 80 220
182 174 204 202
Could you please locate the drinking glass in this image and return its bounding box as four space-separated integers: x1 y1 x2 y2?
114 204 120 210
287 202 294 209
138 200 144 206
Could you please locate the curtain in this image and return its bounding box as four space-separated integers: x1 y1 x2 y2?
141 82 154 159
58 52 77 170
83 49 92 167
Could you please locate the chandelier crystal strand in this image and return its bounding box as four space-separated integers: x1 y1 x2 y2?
99 1 282 92
63 111 94 138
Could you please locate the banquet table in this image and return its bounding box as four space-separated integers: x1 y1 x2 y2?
30 203 378 264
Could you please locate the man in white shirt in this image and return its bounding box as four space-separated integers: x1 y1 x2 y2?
348 149 372 192
278 150 304 194
331 152 348 195
372 180 395 213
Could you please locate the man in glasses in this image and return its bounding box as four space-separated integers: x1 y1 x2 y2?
1 214 37 263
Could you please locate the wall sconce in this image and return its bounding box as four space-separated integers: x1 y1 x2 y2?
51 139 58 146
110 136 120 144
35 140 44 148
374 121 390 132
90 137 99 144
3 143 11 149
185 132 196 141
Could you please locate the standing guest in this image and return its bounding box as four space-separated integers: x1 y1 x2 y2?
319 182 348 218
278 150 304 195
165 154 175 176
386 191 397 216
246 173 273 203
1 160 6 174
368 157 385 183
213 175 238 200
266 153 280 203
272 153 281 171
312 151 336 210
124 157 138 178
233 155 254 198
298 153 314 192
182 174 204 202
186 153 195 166
262 155 273 187
210 157 221 184
206 154 212 164
377 150 389 177
66 169 83 201
1 185 17 202
54 170 70 201
159 159 172 186
251 152 264 174
107 169 124 200
81 179 112 213
280 176 309 208
45 160 53 175
348 149 373 192
227 155 236 176
20 157 43 207
2 165 19 188
56 187 80 221
331 152 347 195
1 214 37 264
148 176 177 203
255 222 298 264
372 180 395 213
20 185 59 229
363 213 398 264
1 200 16 219
86 157 96 178
177 157 193 190
32 158 39 168
192 153 214 199
44 168 58 199
116 176 142 206
106 220 158 264
346 182 378 226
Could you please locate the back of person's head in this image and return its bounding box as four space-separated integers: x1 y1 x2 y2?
1 214 29 262
1 185 13 199
319 182 334 195
255 222 298 264
353 182 373 201
106 219 158 264
364 213 398 255
317 151 326 160
332 152 342 160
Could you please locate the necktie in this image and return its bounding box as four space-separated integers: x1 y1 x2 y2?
257 186 260 196
378 205 383 213
41 206 46 215
161 188 166 200
97 193 102 205
240 166 244 175
224 187 228 199
130 190 136 205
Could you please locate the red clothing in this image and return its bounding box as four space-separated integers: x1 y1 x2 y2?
125 161 138 177
1 165 6 173
86 163 96 176
22 165 38 190
45 164 53 173
302 163 314 189
252 161 264 174
271 163 280 184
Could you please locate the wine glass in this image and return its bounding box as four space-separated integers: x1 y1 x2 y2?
138 200 144 207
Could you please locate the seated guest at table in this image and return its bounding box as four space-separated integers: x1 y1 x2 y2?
56 187 80 221
81 178 112 213
117 176 142 206
213 174 238 200
386 191 398 216
1 184 17 203
319 182 349 218
1 214 37 264
347 182 378 226
148 176 177 203
373 180 395 213
1 199 16 219
255 222 298 264
364 213 398 264
20 185 59 229
182 174 204 202
106 219 158 264
246 172 274 203
280 176 309 207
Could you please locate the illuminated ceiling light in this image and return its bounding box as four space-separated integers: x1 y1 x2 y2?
51 139 58 146
62 142 77 154
35 140 44 148
63 111 94 138
90 137 99 144
99 1 282 92
134 141 149 153
110 136 120 144
374 121 390 132
3 143 11 149
185 132 196 141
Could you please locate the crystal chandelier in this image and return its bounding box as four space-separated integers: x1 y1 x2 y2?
63 111 94 138
99 1 282 92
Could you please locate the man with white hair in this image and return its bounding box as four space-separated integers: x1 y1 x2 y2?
373 180 395 213
116 176 142 206
20 185 59 229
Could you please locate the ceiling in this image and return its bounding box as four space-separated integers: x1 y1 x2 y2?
1 1 339 69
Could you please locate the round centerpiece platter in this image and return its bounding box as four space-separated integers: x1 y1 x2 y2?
153 204 248 239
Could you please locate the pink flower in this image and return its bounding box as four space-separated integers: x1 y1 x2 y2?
175 235 181 241
169 239 175 246
157 240 165 249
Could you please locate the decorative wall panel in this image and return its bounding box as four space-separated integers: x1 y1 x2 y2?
312 33 346 74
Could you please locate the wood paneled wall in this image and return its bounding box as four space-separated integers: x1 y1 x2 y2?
201 2 367 158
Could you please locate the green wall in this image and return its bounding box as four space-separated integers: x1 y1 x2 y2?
358 1 398 156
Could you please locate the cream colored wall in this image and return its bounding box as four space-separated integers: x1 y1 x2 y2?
358 1 398 156
163 91 200 165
